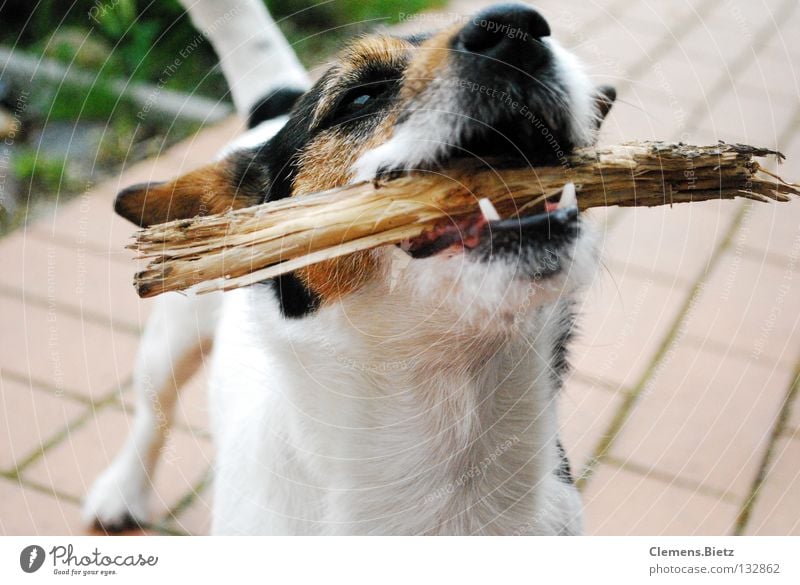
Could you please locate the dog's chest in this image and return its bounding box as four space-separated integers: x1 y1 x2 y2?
208 287 560 534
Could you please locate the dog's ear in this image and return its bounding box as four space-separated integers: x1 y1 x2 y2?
594 85 616 125
114 153 268 227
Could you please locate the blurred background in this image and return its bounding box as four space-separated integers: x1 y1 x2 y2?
0 0 443 235
0 0 798 536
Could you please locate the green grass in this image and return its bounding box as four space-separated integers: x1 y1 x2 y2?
13 149 70 192
0 0 445 236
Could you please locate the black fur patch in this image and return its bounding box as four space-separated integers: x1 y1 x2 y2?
471 208 580 279
550 303 576 390
238 50 409 318
247 88 305 129
555 438 574 484
238 92 323 318
268 273 320 318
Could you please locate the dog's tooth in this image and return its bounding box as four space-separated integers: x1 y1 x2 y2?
479 198 501 221
558 182 577 209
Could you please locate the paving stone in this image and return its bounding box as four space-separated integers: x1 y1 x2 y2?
169 490 212 536
0 375 86 473
737 54 800 103
786 390 800 436
758 21 800 65
694 80 798 145
618 0 708 30
583 463 739 535
559 378 624 476
567 19 663 79
682 250 800 367
0 230 151 332
603 201 739 285
632 49 726 104
0 295 139 400
572 265 687 390
539 0 624 38
610 343 791 497
736 198 800 262
678 0 773 64
745 437 800 535
597 85 691 144
23 407 213 520
0 476 84 535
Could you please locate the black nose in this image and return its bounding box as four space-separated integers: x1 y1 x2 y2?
456 3 550 56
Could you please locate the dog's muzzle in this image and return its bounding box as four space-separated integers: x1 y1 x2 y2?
406 182 580 279
453 3 551 68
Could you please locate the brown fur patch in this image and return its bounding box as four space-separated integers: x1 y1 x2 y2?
292 30 466 303
293 35 418 303
311 35 412 128
115 160 258 227
293 121 398 303
399 24 462 102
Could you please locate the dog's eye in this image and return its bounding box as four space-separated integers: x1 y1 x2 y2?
351 94 372 107
339 85 385 115
327 79 398 126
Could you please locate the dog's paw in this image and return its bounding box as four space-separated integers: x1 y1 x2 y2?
82 461 150 533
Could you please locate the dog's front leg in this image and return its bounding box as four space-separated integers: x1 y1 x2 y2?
83 292 220 532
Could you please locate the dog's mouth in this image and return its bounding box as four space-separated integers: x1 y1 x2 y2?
401 100 582 260
403 182 578 259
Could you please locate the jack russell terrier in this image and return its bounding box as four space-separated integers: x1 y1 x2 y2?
84 0 616 535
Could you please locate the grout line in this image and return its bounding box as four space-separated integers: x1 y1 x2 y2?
0 473 82 505
602 258 693 289
0 382 92 476
733 363 800 534
0 368 132 409
727 49 800 533
683 0 800 129
10 392 122 476
1 473 180 535
0 284 143 337
1 369 94 406
0 370 93 406
603 455 740 504
577 201 748 490
161 469 212 525
611 0 719 92
680 332 792 368
739 245 800 274
148 523 189 536
568 370 630 395
25 228 138 268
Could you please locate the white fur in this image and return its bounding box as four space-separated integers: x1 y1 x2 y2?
83 291 221 527
208 248 592 534
85 1 599 535
177 0 310 113
353 38 597 182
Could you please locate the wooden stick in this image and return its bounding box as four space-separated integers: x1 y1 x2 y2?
130 141 799 298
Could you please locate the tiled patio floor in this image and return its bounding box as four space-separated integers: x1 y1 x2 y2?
1 0 799 535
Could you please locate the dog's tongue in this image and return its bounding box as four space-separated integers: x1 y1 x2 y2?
404 213 488 258
404 185 578 260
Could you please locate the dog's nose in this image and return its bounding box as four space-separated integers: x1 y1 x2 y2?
456 3 550 57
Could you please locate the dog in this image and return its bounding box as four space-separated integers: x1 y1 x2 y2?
84 0 615 535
